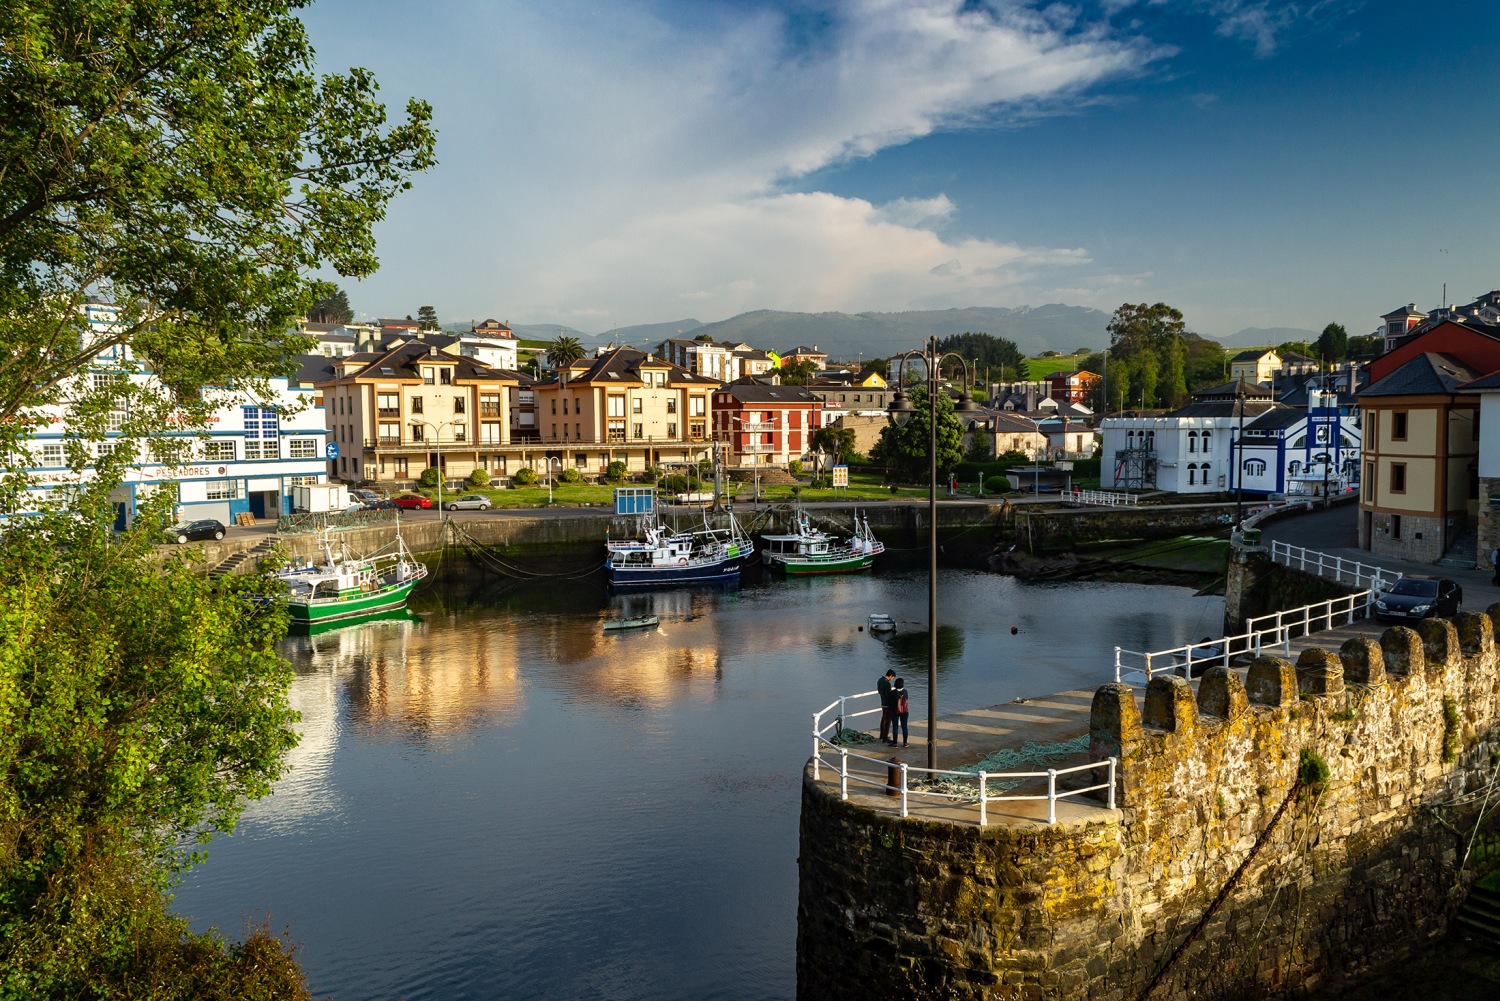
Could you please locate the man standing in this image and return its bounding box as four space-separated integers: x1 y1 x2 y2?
877 669 897 745
1491 545 1499 586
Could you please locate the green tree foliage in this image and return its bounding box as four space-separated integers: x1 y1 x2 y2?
418 466 441 487
1316 323 1348 362
468 467 490 487
308 288 353 325
778 358 819 384
872 385 965 483
559 467 582 484
936 331 1027 382
1098 303 1225 410
605 460 628 482
861 357 889 380
1276 340 1313 361
513 467 539 485
1347 334 1383 361
549 334 585 369
0 1 434 989
417 305 440 331
810 426 858 464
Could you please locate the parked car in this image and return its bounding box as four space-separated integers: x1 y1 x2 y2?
1373 576 1462 623
446 494 493 510
392 493 433 510
352 488 383 505
362 498 400 511
170 519 226 543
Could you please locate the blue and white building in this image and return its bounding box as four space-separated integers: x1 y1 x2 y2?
1234 388 1362 498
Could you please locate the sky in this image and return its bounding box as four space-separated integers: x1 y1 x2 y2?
300 0 1500 340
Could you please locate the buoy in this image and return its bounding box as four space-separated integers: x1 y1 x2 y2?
1010 626 1019 635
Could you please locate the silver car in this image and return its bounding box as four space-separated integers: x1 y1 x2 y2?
446 494 493 510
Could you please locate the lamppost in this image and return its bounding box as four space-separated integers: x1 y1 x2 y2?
1233 382 1246 531
886 336 981 771
409 418 463 515
546 455 562 504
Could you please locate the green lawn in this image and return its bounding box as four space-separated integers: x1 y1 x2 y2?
1023 352 1093 379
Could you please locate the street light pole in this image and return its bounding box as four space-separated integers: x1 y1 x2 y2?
410 418 460 516
547 455 562 504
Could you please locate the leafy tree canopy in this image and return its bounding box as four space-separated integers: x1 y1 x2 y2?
308 287 353 325
417 305 440 331
935 331 1027 382
810 425 858 464
549 334 585 368
778 358 818 385
872 384 965 483
1316 323 1348 362
1347 334 1383 361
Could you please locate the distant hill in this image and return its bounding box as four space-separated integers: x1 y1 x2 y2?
510 323 596 344
1213 326 1321 349
608 319 705 345
612 305 1113 360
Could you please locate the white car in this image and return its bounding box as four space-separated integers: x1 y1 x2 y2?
446 494 493 510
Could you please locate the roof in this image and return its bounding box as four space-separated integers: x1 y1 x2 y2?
1192 378 1277 401
1458 371 1500 393
1359 352 1485 398
1231 349 1276 363
977 410 1042 434
321 341 528 385
715 383 822 404
1382 303 1424 319
783 345 826 356
1165 400 1286 420
548 347 715 387
291 354 339 387
1242 408 1308 433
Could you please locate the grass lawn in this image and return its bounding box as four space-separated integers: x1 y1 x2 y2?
1023 352 1093 379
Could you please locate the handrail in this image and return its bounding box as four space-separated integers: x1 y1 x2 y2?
810 692 1116 825
1070 489 1137 508
1268 540 1401 591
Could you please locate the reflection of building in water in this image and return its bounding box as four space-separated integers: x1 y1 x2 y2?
239 659 347 831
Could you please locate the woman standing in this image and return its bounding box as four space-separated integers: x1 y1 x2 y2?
893 677 910 748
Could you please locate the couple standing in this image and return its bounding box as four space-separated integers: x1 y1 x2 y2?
877 668 910 748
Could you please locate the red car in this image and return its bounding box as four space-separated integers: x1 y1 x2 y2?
392 493 433 510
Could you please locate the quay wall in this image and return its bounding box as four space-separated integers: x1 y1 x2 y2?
797 610 1500 1000
1009 504 1235 555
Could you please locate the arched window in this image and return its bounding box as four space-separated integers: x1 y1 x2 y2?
1146 431 1155 450
1127 430 1136 448
1202 431 1212 453
1244 458 1267 476
1187 464 1197 485
1188 431 1198 453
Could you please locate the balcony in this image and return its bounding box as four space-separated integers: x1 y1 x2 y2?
480 406 503 418
377 408 401 418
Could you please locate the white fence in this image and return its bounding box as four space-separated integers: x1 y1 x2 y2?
1115 544 1401 685
810 691 1116 825
1071 489 1138 508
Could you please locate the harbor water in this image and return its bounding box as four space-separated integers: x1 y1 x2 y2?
174 563 1224 1000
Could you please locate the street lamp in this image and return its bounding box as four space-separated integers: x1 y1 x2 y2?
546 455 563 504
886 336 981 772
409 418 463 515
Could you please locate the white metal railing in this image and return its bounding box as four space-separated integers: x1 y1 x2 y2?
1269 541 1401 591
1071 489 1137 508
810 692 1116 825
1115 545 1401 685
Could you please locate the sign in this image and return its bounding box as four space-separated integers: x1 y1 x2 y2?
832 464 848 488
325 442 340 459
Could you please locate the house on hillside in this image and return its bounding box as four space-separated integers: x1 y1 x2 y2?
1043 370 1099 404
1229 350 1280 386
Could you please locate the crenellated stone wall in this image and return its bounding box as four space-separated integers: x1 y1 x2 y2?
798 608 1500 1000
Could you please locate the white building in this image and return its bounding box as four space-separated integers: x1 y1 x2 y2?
1235 389 1361 498
455 319 520 370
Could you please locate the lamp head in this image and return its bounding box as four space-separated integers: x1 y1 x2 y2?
954 391 981 414
886 390 915 427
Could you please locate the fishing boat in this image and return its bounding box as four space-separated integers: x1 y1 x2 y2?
602 614 660 631
275 527 428 623
868 613 896 633
762 509 885 575
605 511 750 589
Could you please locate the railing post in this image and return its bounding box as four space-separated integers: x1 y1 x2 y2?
839 748 849 801
1114 646 1123 683
979 772 989 827
1107 757 1117 810
812 714 821 781
900 763 909 818
838 695 847 733
1047 769 1058 824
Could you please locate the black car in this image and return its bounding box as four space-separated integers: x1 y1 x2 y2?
362 498 400 511
171 518 226 543
1373 576 1462 623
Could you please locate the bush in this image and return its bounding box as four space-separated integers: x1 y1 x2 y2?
512 467 539 486
1069 456 1101 479
664 473 689 493
418 466 440 487
644 465 663 482
788 459 803 478
468 468 490 487
559 467 582 484
985 475 1010 493
605 460 628 483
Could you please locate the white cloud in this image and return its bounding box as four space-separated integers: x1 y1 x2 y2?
315 1 1163 326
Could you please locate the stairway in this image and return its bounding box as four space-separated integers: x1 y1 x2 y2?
1438 530 1479 571
1455 883 1500 949
209 536 280 579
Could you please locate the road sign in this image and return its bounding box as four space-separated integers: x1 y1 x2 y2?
325 442 340 459
832 465 848 488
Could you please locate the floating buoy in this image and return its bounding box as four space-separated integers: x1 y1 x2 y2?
1010 626 1019 635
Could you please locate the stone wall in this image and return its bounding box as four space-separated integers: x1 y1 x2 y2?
797 610 1500 1000
1365 510 1446 563
1222 544 1354 634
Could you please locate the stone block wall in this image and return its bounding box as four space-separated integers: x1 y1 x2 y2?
1365 510 1446 563
798 609 1500 1000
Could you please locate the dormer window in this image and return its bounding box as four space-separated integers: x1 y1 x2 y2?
423 367 436 385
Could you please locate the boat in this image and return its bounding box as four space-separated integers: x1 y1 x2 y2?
868 613 896 633
762 509 885 575
602 614 660 631
275 527 428 623
605 511 750 589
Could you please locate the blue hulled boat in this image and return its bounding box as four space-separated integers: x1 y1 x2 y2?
606 512 750 589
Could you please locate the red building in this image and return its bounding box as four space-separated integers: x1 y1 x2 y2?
712 383 825 469
1365 320 1500 384
1044 369 1100 403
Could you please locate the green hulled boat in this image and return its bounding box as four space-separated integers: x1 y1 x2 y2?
276 528 428 623
762 510 885 576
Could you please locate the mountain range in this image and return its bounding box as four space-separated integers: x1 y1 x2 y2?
509 308 1321 360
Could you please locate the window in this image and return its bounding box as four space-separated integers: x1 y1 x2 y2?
393 457 408 477
1391 462 1406 493
633 423 643 439
1243 458 1266 476
1392 514 1402 539
203 440 236 461
411 396 424 414
576 423 580 439
667 422 677 438
480 393 502 417
41 443 64 465
453 424 467 442
1187 465 1196 486
632 398 643 414
690 397 705 417
206 479 242 501
288 475 318 486
666 399 677 414
379 422 400 443
551 399 556 414
377 392 400 417
1392 411 1407 440
608 396 626 418
440 369 453 385
608 420 626 442
482 422 504 444
563 398 569 415
243 406 279 460
1201 431 1212 453
1188 431 1198 453
290 439 317 458
454 396 465 414
423 366 436 385
1364 462 1374 502
575 453 589 468
412 424 425 442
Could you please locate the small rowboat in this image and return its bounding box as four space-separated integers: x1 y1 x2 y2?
603 614 660 632
868 613 896 634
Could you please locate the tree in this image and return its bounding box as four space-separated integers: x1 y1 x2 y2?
935 331 1026 382
0 1 434 991
605 460 628 482
810 426 858 464
862 357 889 381
778 358 819 385
872 385 965 483
309 288 353 325
549 334 585 369
1347 334 1383 361
1276 340 1313 361
417 305 440 331
1316 323 1349 363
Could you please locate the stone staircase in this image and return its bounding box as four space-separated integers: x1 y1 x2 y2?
209 536 280 579
1455 883 1500 949
725 467 800 486
1438 530 1479 571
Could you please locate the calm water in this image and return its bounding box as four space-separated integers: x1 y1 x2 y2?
174 564 1223 1000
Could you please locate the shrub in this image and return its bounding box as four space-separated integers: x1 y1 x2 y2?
788 459 803 478
468 468 490 487
985 475 1010 493
605 460 628 483
418 466 440 488
664 474 689 493
512 467 539 486
644 465 663 482
559 467 582 484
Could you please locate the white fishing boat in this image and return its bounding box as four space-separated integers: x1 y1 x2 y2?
606 511 751 588
763 509 885 575
275 526 428 623
868 613 896 633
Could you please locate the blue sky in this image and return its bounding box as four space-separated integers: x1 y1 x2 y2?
301 0 1500 340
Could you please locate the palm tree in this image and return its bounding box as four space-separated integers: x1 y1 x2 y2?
549 333 585 369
